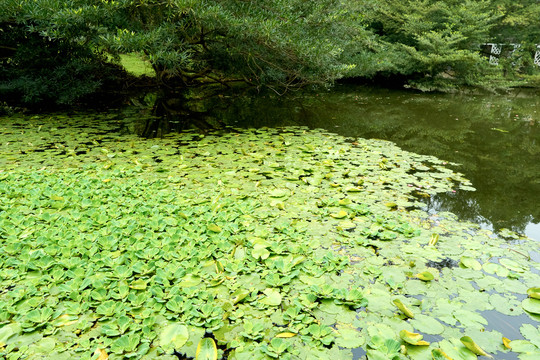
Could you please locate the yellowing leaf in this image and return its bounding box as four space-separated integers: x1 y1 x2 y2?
527 287 540 300
399 329 429 346
415 271 434 281
196 338 218 360
53 314 78 327
393 299 414 318
431 348 453 359
330 210 348 219
275 332 297 338
502 337 512 349
94 348 109 360
460 336 492 357
129 279 147 290
207 224 222 233
428 234 439 246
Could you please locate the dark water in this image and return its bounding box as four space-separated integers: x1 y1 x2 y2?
190 85 539 241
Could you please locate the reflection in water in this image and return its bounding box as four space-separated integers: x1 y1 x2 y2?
178 85 539 240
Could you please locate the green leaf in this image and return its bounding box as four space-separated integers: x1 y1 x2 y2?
460 256 481 271
460 336 492 357
432 348 453 359
260 288 282 306
335 327 365 348
392 299 414 318
196 338 218 360
330 210 348 219
159 323 189 353
415 271 434 281
207 224 222 233
522 298 540 314
527 287 540 300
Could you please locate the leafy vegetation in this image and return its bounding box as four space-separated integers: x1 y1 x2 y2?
1 111 539 359
1 0 539 107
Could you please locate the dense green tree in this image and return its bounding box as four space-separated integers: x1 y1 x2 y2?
343 0 506 90
1 0 354 107
1 0 539 107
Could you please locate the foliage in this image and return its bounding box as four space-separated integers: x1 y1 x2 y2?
0 1 130 107
343 0 510 90
0 0 353 107
2 0 539 108
1 110 540 359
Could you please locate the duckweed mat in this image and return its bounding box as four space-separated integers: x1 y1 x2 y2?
1 113 539 360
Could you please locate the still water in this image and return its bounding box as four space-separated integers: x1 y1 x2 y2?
190 85 539 241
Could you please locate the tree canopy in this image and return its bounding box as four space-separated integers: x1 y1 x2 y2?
1 0 539 107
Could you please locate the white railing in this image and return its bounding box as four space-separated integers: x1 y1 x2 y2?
484 43 540 66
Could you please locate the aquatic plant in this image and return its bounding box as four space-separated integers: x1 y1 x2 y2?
0 113 539 359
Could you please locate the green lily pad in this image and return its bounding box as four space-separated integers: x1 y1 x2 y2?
460 336 492 358
260 288 282 306
522 298 540 314
527 287 540 300
159 323 189 353
460 256 482 271
392 299 414 318
415 271 435 281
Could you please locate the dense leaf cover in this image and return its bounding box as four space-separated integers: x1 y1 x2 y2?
1 112 539 359
1 0 539 106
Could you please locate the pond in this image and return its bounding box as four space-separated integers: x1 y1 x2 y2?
0 86 539 360
203 85 540 242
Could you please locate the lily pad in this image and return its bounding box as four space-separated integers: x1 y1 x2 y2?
399 329 430 346
522 298 540 314
159 323 189 353
527 287 540 300
196 338 218 360
460 336 492 358
416 271 435 281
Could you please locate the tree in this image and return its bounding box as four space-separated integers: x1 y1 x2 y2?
0 0 354 107
342 0 505 91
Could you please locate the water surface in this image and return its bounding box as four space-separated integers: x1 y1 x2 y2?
203 85 540 241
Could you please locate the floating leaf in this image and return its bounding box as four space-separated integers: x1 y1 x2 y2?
159 323 189 352
330 210 348 219
460 336 492 357
415 271 434 281
392 299 414 318
460 256 481 271
522 298 540 314
94 348 109 360
527 287 540 300
276 332 297 338
260 288 282 306
502 337 512 349
196 338 218 360
269 189 289 198
129 279 147 290
399 330 430 346
207 224 222 233
179 274 202 287
431 348 453 359
252 243 270 260
428 233 439 246
335 327 365 348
